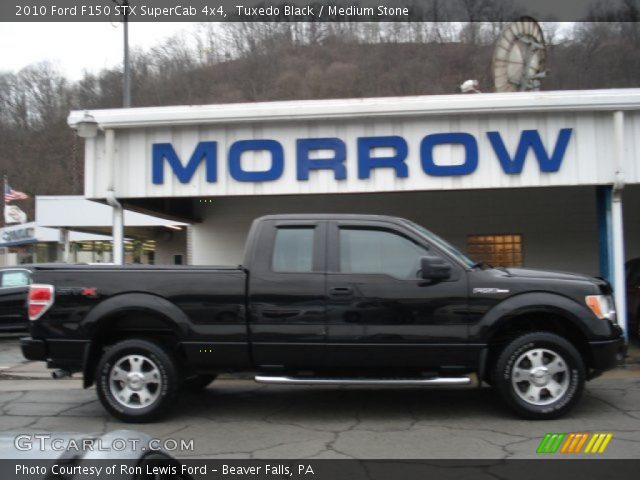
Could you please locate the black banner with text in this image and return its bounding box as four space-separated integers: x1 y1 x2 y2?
2 0 639 22
3 459 640 480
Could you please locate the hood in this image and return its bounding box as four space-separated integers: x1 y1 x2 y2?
504 267 593 281
503 267 610 289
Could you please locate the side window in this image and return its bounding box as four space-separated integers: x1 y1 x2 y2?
339 228 427 279
272 227 315 273
1 271 30 287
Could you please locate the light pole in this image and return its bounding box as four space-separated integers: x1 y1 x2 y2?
74 113 125 265
113 0 131 107
108 0 130 264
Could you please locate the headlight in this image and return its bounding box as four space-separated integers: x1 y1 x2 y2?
585 295 617 322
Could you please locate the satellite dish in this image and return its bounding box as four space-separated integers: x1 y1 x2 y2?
492 17 547 92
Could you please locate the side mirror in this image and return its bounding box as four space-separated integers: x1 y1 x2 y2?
420 255 451 280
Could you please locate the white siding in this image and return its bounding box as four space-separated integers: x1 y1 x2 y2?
82 106 640 200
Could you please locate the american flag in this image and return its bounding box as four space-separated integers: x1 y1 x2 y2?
4 182 29 203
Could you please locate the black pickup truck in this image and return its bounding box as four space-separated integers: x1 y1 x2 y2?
21 214 625 422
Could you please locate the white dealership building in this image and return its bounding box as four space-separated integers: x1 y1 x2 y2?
0 196 187 266
68 89 640 336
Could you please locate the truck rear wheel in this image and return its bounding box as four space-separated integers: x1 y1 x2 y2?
96 339 178 423
493 332 585 419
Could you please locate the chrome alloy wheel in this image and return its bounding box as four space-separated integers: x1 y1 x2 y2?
511 348 570 406
109 354 162 409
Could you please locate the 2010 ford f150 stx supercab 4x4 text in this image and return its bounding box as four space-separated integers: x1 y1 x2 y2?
21 214 625 422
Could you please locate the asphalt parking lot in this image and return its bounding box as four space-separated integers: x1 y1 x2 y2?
0 335 639 459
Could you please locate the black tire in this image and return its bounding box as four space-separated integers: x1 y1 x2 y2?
182 374 217 392
96 339 178 423
493 332 585 420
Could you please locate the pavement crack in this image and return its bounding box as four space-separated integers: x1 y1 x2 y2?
587 392 640 420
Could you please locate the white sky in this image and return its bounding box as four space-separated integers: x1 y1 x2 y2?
1 21 575 81
0 22 190 79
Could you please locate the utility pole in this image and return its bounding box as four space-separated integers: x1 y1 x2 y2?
122 0 131 107
109 0 131 264
113 0 131 107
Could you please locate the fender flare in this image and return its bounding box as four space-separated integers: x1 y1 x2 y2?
473 291 608 342
81 293 191 388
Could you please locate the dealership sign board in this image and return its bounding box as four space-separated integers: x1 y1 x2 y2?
1 227 35 244
77 93 640 199
151 129 573 185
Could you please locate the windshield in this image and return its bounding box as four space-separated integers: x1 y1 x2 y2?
404 220 476 268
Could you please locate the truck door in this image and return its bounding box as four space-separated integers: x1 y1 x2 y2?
325 220 473 370
247 219 327 369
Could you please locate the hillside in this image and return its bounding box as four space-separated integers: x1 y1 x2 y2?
1 24 639 221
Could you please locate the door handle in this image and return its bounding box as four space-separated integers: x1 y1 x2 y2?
330 286 353 297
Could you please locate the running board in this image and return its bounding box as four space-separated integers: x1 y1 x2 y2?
254 375 472 386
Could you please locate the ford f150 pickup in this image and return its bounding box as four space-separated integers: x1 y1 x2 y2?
20 214 625 422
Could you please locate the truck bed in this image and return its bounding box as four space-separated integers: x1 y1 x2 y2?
28 264 249 373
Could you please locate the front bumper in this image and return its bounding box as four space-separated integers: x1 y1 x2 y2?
20 337 47 361
589 335 626 372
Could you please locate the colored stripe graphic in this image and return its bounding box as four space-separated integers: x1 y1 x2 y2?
537 433 566 453
584 433 613 454
560 433 589 453
560 433 575 453
538 433 613 454
573 433 589 453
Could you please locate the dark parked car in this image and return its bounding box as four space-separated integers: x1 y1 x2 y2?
21 214 625 422
0 267 30 332
626 258 640 338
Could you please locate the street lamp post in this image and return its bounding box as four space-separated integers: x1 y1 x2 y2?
113 0 131 107
107 0 131 264
74 113 125 265
122 0 131 108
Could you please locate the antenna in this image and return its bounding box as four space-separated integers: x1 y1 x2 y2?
492 17 548 92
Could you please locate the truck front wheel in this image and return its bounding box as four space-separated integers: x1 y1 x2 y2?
96 339 179 423
493 332 585 419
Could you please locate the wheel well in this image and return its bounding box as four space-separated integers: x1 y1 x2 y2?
484 312 592 379
83 310 185 388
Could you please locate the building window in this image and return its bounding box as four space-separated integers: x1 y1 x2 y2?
467 234 523 267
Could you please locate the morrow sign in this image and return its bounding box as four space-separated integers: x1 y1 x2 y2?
152 128 573 184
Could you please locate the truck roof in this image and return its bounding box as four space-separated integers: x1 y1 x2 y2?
256 213 410 223
26 263 242 271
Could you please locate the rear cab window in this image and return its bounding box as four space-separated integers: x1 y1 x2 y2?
272 228 315 273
